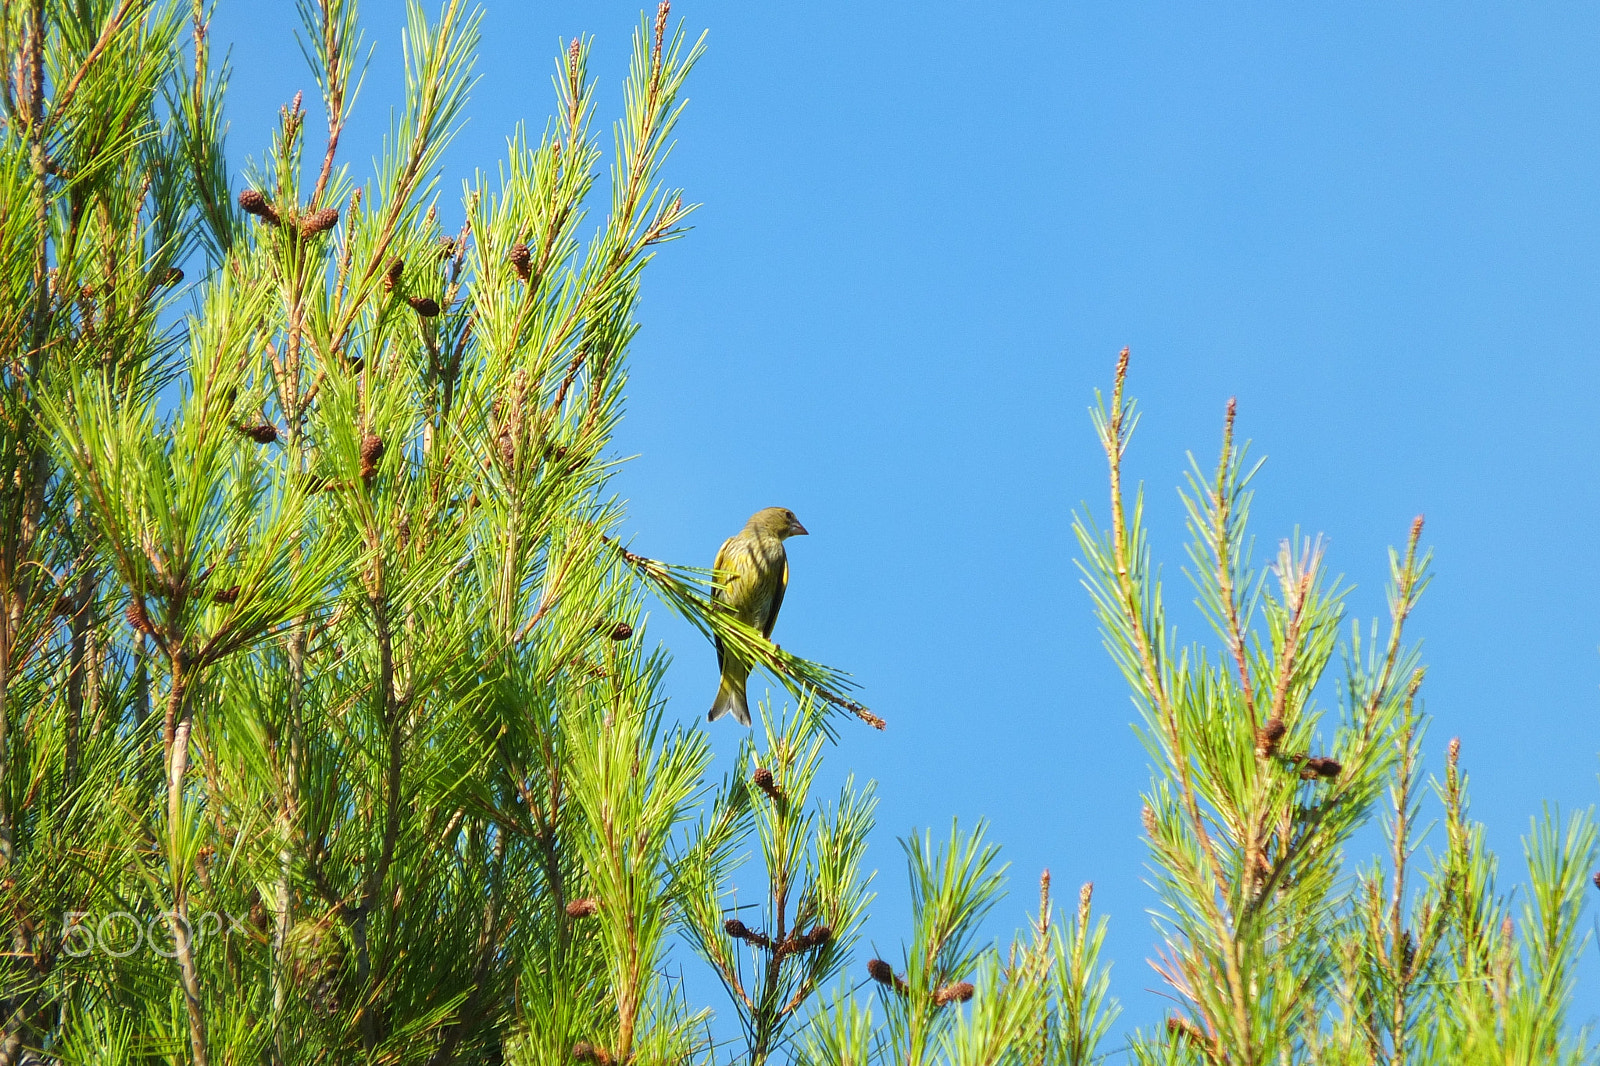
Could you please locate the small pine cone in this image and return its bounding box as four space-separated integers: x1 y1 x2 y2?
238 189 279 225
571 1043 613 1066
237 423 278 444
161 266 184 286
1168 1016 1207 1046
867 958 897 987
1591 870 1599 890
1256 717 1286 759
751 767 781 801
724 917 770 948
299 206 339 237
806 924 832 948
212 585 240 605
509 242 532 281
496 429 515 469
126 599 155 636
359 434 385 479
1301 756 1342 780
609 622 633 641
407 295 440 317
565 897 599 918
933 981 975 1007
383 257 404 292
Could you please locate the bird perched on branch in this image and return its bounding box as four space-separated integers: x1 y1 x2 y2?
708 507 808 726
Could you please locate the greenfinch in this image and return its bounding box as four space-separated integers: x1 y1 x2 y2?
708 507 809 726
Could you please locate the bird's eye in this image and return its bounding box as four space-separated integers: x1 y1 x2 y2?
785 510 795 520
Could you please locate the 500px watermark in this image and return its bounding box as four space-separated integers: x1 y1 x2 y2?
61 911 247 958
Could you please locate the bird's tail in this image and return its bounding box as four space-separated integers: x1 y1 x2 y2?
707 673 751 727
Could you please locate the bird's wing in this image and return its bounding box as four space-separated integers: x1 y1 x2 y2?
711 535 737 672
762 553 789 640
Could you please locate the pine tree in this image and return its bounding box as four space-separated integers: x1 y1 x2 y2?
1 4 1593 1065
1075 350 1598 1066
1 2 876 1062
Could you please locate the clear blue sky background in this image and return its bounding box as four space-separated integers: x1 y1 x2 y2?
213 0 1599 1037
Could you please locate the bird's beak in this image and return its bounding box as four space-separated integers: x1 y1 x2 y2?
789 518 809 537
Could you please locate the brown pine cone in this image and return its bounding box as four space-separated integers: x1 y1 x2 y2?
359 434 385 480
238 189 279 225
509 242 532 281
933 981 974 1007
126 599 155 636
299 207 339 237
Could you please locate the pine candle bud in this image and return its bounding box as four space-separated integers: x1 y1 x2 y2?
383 257 404 292
805 924 832 948
1141 804 1158 838
509 241 532 281
238 423 278 444
933 981 974 1007
238 189 279 225
1256 717 1286 758
407 295 440 317
299 207 339 237
609 622 633 641
564 898 599 918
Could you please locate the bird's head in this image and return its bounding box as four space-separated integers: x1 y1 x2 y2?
749 507 808 539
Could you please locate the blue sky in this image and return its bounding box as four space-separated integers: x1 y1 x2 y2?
213 0 1600 1034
